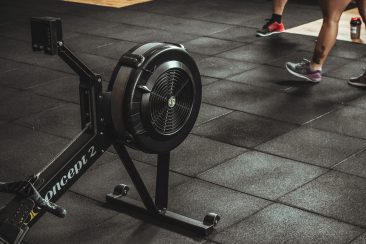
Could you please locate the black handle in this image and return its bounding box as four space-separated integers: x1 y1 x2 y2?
0 181 67 218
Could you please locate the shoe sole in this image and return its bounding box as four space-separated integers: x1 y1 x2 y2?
256 31 282 37
285 64 321 83
348 81 366 87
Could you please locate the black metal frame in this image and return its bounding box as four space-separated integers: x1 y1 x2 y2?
0 17 218 244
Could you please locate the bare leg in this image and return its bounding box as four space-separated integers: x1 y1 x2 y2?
273 0 288 15
349 0 366 86
356 0 366 24
310 0 352 71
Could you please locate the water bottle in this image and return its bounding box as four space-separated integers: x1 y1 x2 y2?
350 17 362 39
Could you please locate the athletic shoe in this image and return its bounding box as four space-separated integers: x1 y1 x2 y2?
348 69 366 87
285 59 322 83
257 19 285 37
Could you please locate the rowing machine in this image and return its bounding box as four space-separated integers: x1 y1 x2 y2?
0 17 220 244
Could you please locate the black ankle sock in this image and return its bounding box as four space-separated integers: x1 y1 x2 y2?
271 14 282 23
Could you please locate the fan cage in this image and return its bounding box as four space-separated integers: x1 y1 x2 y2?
149 68 194 136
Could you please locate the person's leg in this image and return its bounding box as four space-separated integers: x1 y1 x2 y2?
310 0 351 71
286 0 351 82
349 0 366 86
257 0 288 36
273 0 288 16
356 0 366 23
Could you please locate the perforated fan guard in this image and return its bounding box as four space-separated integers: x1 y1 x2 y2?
109 43 202 154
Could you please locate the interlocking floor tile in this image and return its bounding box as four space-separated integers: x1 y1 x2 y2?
31 75 80 104
59 213 205 244
193 111 297 148
0 64 67 89
257 127 366 167
96 10 232 36
195 103 232 127
183 37 243 56
208 26 258 43
330 40 366 60
168 179 271 231
25 192 119 244
335 149 366 178
15 103 81 139
308 106 366 139
348 95 366 110
212 203 363 244
326 60 365 80
284 76 364 104
0 58 25 73
200 76 218 86
85 40 138 59
280 171 366 227
71 158 190 202
202 80 337 124
66 34 116 52
227 65 296 92
351 233 366 244
218 43 296 64
89 23 198 43
0 124 68 180
126 134 247 176
197 57 256 79
0 90 60 121
199 151 326 200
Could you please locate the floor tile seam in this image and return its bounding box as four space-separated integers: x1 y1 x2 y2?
273 168 331 203
294 45 365 61
108 148 199 179
277 200 366 231
24 75 81 91
194 100 301 126
1 101 65 126
190 179 279 235
68 30 145 45
203 31 258 44
255 147 366 182
92 7 256 29
222 68 366 103
301 106 342 125
0 36 120 66
0 55 75 76
194 110 234 128
0 34 31 43
214 51 284 67
202 78 359 123
191 149 249 179
303 122 366 142
206 204 277 239
11 120 75 141
205 42 251 57
57 190 119 229
348 231 366 244
203 240 221 244
253 147 346 171
342 98 366 111
27 90 79 106
12 74 74 91
62 10 236 37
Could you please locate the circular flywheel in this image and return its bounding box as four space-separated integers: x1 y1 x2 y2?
109 42 201 154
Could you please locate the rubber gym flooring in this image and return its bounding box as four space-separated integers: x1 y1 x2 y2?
1 0 366 243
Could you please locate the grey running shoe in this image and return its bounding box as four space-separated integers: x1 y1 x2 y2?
285 59 322 83
348 69 366 87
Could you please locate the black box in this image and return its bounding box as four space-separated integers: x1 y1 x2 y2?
30 17 63 55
